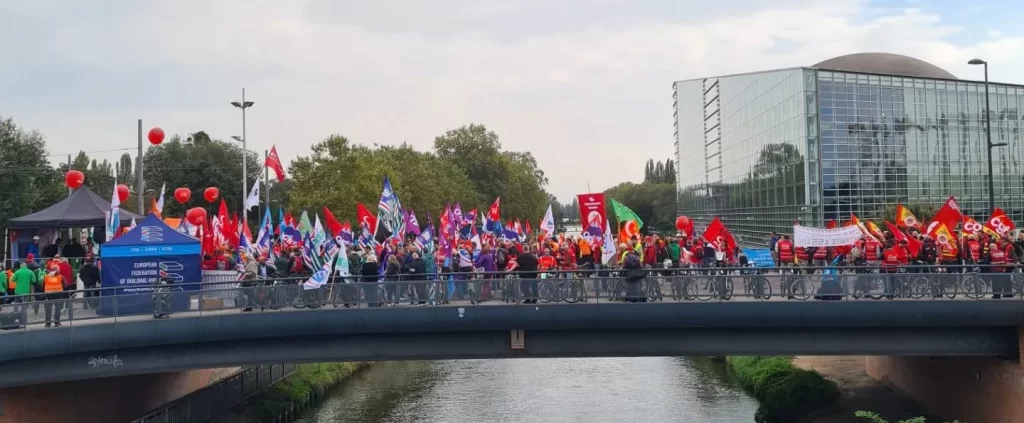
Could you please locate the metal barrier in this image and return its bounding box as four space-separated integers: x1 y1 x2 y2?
127 363 297 423
201 270 241 306
1 267 1022 331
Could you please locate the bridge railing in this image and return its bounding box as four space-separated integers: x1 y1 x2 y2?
0 266 1021 331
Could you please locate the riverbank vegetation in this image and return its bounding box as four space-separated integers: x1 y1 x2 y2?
243 362 371 422
726 356 840 422
855 411 962 423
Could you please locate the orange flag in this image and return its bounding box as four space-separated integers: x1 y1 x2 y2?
895 204 921 230
930 222 959 257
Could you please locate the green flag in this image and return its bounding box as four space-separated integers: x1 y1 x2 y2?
610 199 643 229
298 210 313 238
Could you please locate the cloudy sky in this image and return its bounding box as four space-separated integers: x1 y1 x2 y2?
2 0 1024 202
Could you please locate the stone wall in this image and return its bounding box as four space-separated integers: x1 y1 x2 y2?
0 367 240 423
866 356 1024 423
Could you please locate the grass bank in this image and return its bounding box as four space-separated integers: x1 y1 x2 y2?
726 356 841 423
243 362 371 422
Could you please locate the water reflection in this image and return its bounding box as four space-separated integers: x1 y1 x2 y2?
299 358 759 423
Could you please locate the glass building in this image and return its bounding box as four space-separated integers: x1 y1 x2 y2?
673 53 1024 246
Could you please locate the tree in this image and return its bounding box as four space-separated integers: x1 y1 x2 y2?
0 116 65 228
55 151 116 193
433 124 550 220
604 182 676 233
267 178 294 213
288 135 479 222
142 133 260 220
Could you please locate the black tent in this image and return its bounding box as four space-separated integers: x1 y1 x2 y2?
7 186 142 229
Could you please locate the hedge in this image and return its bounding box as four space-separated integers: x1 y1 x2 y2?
726 356 841 423
244 362 371 421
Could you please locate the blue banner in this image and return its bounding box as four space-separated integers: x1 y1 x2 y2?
741 248 775 268
99 254 201 315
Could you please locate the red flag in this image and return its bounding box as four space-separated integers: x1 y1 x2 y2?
323 206 344 237
525 220 533 236
702 217 736 252
284 212 296 228
885 221 921 257
356 202 377 233
265 145 286 182
242 218 254 243
984 208 1016 238
826 219 837 229
201 220 215 258
927 196 962 235
217 199 229 221
488 197 501 222
576 193 608 230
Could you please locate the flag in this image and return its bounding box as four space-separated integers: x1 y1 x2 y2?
297 210 313 237
313 213 327 249
302 261 331 290
373 176 405 243
826 219 837 229
256 208 272 256
333 239 350 276
931 222 959 257
266 145 286 182
927 196 962 235
277 207 286 235
280 225 302 247
539 205 555 240
405 208 422 236
601 218 617 265
524 220 533 237
244 181 260 211
849 214 874 240
984 208 1016 238
703 217 737 253
460 208 477 240
357 202 378 235
128 217 137 231
885 221 921 257
895 204 922 230
576 193 608 233
610 198 644 230
961 216 983 237
865 221 885 241
340 221 354 244
284 212 296 229
488 197 501 222
323 207 344 237
415 226 434 253
106 180 120 242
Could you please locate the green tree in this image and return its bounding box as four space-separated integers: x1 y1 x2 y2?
0 116 65 227
267 178 294 213
288 135 479 221
604 182 676 233
433 124 550 220
142 132 260 220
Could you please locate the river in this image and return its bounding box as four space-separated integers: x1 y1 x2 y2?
297 358 760 423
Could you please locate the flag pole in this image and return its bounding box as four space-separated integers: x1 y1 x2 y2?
264 149 270 210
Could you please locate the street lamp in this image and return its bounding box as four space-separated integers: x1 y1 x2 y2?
231 88 254 224
968 58 1008 214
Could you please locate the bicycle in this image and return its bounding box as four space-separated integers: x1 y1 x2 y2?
908 270 957 299
687 270 733 301
742 269 771 300
960 267 988 300
780 267 812 300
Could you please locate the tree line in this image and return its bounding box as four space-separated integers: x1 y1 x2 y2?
603 157 678 233
0 116 553 229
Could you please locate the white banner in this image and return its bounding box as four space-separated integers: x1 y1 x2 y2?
793 224 862 247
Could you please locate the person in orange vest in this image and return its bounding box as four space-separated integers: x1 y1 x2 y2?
41 268 67 327
987 239 1017 299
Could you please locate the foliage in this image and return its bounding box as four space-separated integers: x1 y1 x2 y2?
244 362 369 421
55 150 117 194
0 116 65 227
142 132 261 219
726 356 840 423
854 411 962 423
289 124 552 223
267 178 294 212
644 158 676 184
604 182 677 233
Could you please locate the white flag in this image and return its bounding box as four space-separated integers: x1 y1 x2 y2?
155 182 166 214
244 181 260 210
602 219 617 265
128 217 137 231
540 205 555 238
106 180 121 242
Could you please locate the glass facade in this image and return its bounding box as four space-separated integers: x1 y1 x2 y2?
675 67 1024 246
675 69 814 245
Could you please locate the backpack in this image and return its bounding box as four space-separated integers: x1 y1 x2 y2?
623 252 642 269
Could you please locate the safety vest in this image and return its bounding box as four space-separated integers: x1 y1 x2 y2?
777 240 794 262
6 270 13 290
882 249 900 272
968 241 982 261
795 246 809 262
578 240 591 256
865 240 881 261
813 247 827 261
43 275 63 293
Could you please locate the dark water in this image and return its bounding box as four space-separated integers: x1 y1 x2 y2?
297 358 759 423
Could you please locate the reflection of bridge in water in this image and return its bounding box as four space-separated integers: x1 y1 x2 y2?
1 269 1022 388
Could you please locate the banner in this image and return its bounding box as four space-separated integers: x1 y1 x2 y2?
793 224 862 247
577 193 607 247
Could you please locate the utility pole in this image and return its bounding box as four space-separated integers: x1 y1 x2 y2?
136 119 145 215
231 88 254 224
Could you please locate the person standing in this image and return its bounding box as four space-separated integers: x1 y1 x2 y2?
78 257 101 309
517 246 539 304
241 254 259 312
41 268 66 327
10 261 36 317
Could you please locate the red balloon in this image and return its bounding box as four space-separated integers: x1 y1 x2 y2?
675 216 691 231
185 207 207 226
203 187 219 203
148 127 165 145
116 184 130 203
65 170 85 189
174 187 191 204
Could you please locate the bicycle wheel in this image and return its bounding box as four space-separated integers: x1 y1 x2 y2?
689 278 715 301
538 280 556 303
790 277 811 301
671 279 684 301
754 276 771 300
721 277 733 301
908 276 930 299
268 285 285 310
941 276 958 299
962 275 987 299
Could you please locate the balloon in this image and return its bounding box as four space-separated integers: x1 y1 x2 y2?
185 207 207 226
174 187 191 204
148 127 165 145
676 216 691 231
116 184 130 202
203 187 219 203
65 170 85 189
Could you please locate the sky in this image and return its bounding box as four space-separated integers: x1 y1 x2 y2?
2 0 1024 202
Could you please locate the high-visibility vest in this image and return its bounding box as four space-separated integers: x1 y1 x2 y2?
578 240 591 256
43 275 63 293
6 270 13 290
777 240 794 262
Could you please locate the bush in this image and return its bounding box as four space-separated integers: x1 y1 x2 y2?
726 356 840 423
854 411 963 423
245 362 370 421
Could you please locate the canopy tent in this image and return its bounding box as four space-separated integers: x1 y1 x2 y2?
7 186 141 229
99 213 201 315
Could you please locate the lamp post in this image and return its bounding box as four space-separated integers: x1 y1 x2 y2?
968 58 1008 214
231 88 254 224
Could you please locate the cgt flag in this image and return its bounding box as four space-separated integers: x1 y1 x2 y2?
577 193 607 246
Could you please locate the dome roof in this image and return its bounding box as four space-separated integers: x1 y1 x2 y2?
812 53 957 80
